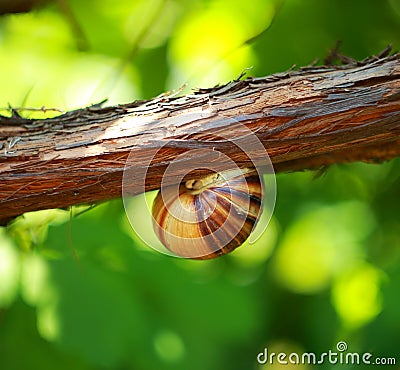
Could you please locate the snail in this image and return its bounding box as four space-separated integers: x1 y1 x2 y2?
152 168 263 260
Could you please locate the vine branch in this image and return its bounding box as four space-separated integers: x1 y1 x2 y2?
1 53 400 223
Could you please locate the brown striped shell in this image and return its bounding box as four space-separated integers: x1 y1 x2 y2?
152 169 263 260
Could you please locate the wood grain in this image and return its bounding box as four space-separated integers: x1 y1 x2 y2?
1 53 400 222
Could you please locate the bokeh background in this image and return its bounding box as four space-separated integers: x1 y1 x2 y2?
0 0 400 369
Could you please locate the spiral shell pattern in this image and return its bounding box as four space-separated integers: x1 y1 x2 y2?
152 170 263 260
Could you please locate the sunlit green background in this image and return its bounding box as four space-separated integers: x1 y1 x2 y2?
1 0 400 369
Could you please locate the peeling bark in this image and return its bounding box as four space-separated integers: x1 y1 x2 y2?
1 53 400 223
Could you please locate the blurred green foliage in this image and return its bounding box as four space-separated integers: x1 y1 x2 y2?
0 0 400 369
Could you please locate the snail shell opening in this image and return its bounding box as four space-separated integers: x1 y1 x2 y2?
152 169 263 260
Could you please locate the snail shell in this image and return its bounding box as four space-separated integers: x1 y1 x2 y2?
152 168 263 260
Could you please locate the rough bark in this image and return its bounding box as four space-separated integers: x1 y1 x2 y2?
1 53 400 223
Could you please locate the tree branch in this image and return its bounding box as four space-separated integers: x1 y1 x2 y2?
1 53 400 223
0 0 49 14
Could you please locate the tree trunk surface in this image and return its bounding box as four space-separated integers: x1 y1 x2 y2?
1 53 400 223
